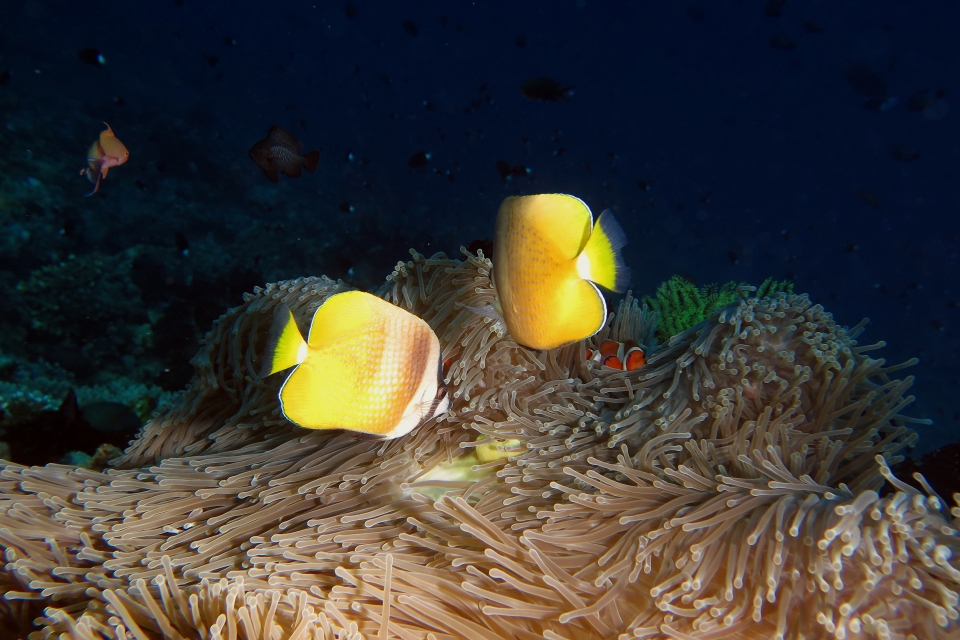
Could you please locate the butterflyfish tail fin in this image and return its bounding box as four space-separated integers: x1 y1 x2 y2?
260 304 307 377
579 209 630 292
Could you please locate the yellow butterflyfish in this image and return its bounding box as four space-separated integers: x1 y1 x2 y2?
492 194 630 350
260 291 449 439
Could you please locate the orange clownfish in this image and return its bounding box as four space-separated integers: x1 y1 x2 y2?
81 122 129 196
585 339 645 371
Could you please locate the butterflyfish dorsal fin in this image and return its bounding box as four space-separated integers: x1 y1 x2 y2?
578 209 630 292
503 194 593 259
305 290 382 349
260 304 307 377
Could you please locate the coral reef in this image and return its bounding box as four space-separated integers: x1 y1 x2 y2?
645 275 793 342
0 348 178 465
0 249 956 640
0 350 177 427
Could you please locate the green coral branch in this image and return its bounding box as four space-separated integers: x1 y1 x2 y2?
644 276 793 342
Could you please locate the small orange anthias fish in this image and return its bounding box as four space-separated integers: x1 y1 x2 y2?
81 122 129 196
585 339 646 372
248 125 320 183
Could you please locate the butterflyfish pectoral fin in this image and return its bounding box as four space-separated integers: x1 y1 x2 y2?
578 209 630 292
260 304 307 377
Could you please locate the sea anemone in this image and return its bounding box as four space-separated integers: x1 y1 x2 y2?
1 249 957 639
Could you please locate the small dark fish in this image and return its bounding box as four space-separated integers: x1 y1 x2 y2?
59 389 83 429
765 0 787 17
516 35 527 48
78 48 106 66
496 160 511 180
845 64 887 104
769 34 796 50
0 70 9 85
408 151 430 168
520 77 574 102
344 2 357 19
402 20 419 36
338 200 354 213
892 146 920 162
223 36 237 46
906 89 945 112
204 54 219 67
803 20 824 33
248 126 320 183
80 402 142 433
175 231 190 256
858 188 881 210
637 179 653 191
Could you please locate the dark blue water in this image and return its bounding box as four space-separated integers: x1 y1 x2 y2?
0 0 956 459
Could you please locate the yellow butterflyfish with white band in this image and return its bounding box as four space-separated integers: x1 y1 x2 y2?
492 194 630 350
260 290 449 439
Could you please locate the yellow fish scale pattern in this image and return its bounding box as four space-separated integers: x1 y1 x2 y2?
497 196 602 350
310 313 429 434
508 233 567 346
